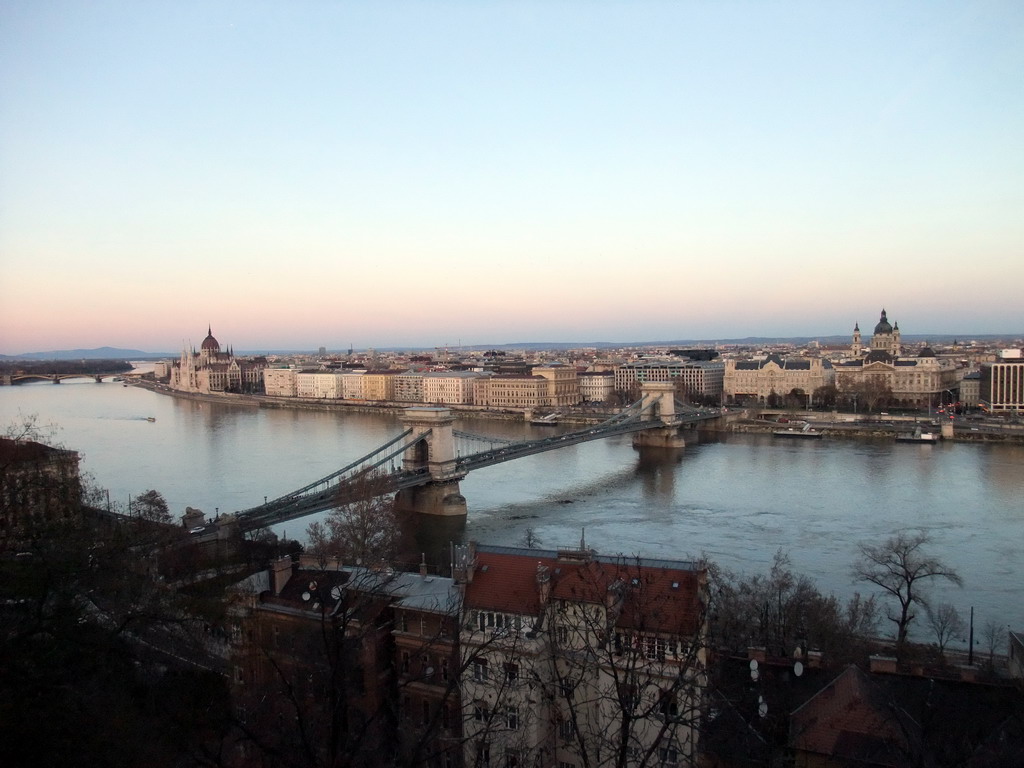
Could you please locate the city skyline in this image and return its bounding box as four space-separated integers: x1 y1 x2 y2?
2 2 1022 354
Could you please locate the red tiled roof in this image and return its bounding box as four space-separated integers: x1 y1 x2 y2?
791 666 918 767
464 548 702 635
0 437 75 463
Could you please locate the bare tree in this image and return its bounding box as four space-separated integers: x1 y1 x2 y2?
132 489 171 523
852 530 962 657
546 556 707 768
710 550 878 663
306 471 398 567
848 376 893 413
231 559 480 768
521 527 543 549
981 618 1005 670
926 603 965 659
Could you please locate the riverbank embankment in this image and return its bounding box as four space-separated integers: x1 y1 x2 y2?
131 380 1024 443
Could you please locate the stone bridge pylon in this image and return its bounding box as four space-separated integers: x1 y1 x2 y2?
395 407 468 517
632 381 688 449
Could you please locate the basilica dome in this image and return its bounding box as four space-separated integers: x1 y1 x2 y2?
873 309 893 335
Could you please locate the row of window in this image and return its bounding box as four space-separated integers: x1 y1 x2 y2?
471 658 519 683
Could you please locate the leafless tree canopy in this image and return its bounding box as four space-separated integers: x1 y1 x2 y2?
306 471 398 567
851 530 962 656
710 550 878 662
926 602 965 657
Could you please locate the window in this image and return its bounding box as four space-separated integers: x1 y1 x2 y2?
505 749 521 768
475 611 523 634
557 626 569 644
645 636 667 661
659 747 679 767
505 706 519 730
659 693 680 721
401 651 410 673
474 704 488 722
398 612 408 632
504 662 519 682
558 719 574 742
422 699 431 727
618 683 639 710
473 659 489 682
441 658 449 682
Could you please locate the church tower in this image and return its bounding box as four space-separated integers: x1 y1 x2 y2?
852 322 862 356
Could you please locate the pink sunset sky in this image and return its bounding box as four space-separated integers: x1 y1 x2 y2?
2 2 1022 353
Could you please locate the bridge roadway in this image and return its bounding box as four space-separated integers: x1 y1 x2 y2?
234 403 720 532
1 372 132 384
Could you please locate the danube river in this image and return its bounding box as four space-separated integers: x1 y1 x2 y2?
3 375 1022 636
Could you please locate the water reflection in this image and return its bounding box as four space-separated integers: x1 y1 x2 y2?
634 446 683 500
2 383 1023 632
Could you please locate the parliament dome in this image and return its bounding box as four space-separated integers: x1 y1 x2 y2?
201 326 220 351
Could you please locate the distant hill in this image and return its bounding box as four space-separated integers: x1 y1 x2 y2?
0 347 171 361
384 333 1022 352
3 333 1019 360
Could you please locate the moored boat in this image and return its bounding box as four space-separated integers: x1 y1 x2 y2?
773 423 822 439
896 427 940 443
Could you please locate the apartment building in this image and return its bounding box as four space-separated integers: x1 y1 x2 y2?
980 350 1024 412
295 370 345 399
341 372 366 400
422 371 484 406
614 360 725 403
262 367 297 397
394 372 426 403
579 370 615 403
458 543 707 768
229 556 462 768
362 371 398 401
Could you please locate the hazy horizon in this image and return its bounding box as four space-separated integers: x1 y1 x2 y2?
5 327 1023 360
2 2 1022 354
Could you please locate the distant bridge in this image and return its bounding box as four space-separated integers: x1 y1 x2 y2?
234 382 721 531
1 372 132 385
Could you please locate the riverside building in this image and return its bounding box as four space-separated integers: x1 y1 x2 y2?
724 355 834 405
169 326 266 394
833 310 960 409
980 349 1024 413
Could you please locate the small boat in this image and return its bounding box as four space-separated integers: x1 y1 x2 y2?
146 417 156 422
530 413 560 426
773 423 822 439
896 427 939 443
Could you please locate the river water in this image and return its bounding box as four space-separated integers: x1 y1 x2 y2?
3 374 1022 636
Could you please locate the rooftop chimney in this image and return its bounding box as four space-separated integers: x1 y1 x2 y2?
272 555 293 596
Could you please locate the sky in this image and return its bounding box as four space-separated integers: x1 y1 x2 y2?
1 1 1022 353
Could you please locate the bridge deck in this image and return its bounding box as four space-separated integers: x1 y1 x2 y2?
234 402 720 531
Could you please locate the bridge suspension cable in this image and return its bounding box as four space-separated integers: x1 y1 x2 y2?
260 428 420 506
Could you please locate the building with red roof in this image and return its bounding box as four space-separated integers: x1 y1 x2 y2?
457 542 707 768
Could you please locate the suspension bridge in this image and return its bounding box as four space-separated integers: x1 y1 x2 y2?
233 382 722 531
